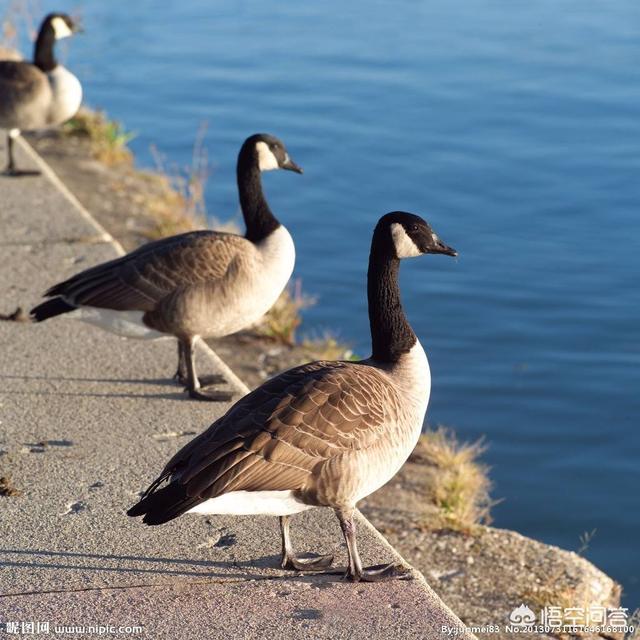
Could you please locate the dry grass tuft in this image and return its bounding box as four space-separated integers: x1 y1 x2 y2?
412 426 493 530
143 123 211 239
1 0 37 51
519 583 579 614
140 172 206 239
64 108 135 166
255 280 315 345
0 475 21 497
0 43 21 60
256 290 353 357
301 333 354 361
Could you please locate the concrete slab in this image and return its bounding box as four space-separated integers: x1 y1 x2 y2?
0 138 474 638
1 577 470 640
0 137 114 247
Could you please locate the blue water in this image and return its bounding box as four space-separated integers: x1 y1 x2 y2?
13 0 640 605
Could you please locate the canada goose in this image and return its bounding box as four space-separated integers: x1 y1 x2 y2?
30 133 302 401
128 212 457 581
0 13 82 176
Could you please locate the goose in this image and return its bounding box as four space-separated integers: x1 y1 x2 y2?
30 133 303 401
0 13 82 176
127 212 457 581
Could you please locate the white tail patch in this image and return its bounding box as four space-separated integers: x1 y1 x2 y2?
51 16 73 39
255 141 279 171
391 222 421 258
70 307 167 340
187 490 312 516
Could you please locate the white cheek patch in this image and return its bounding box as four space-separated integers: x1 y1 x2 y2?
391 223 422 258
51 17 73 39
256 141 279 171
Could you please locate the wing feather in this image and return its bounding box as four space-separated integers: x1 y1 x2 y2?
144 361 399 506
44 230 251 311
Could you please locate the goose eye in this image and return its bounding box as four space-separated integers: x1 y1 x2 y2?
411 224 419 232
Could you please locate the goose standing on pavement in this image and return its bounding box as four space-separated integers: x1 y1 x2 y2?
128 212 457 581
31 133 303 401
0 13 82 176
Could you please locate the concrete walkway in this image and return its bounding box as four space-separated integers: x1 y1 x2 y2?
0 137 474 639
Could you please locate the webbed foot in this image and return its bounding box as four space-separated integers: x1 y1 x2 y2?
344 563 413 582
281 553 334 572
2 167 41 177
187 386 234 402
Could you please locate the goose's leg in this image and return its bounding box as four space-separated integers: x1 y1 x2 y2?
279 515 334 571
174 340 188 384
3 132 16 175
182 336 233 402
174 340 224 386
336 508 412 582
2 130 39 177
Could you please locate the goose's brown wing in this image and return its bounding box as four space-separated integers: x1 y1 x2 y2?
45 230 251 310
0 61 50 127
157 360 397 500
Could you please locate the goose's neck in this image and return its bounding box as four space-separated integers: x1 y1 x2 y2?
237 154 280 244
34 27 57 73
367 248 417 364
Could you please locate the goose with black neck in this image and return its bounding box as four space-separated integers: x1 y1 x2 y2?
127 212 457 582
0 13 82 176
31 133 303 401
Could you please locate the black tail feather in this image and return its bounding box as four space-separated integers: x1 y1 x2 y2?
127 481 202 526
30 297 76 322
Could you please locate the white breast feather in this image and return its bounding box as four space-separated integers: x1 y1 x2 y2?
46 65 82 125
209 225 295 336
354 340 431 503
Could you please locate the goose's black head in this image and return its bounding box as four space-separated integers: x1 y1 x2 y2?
243 133 303 174
376 212 457 260
40 13 81 40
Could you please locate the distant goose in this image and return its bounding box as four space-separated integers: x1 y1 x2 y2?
128 212 457 581
31 133 303 400
0 13 82 176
